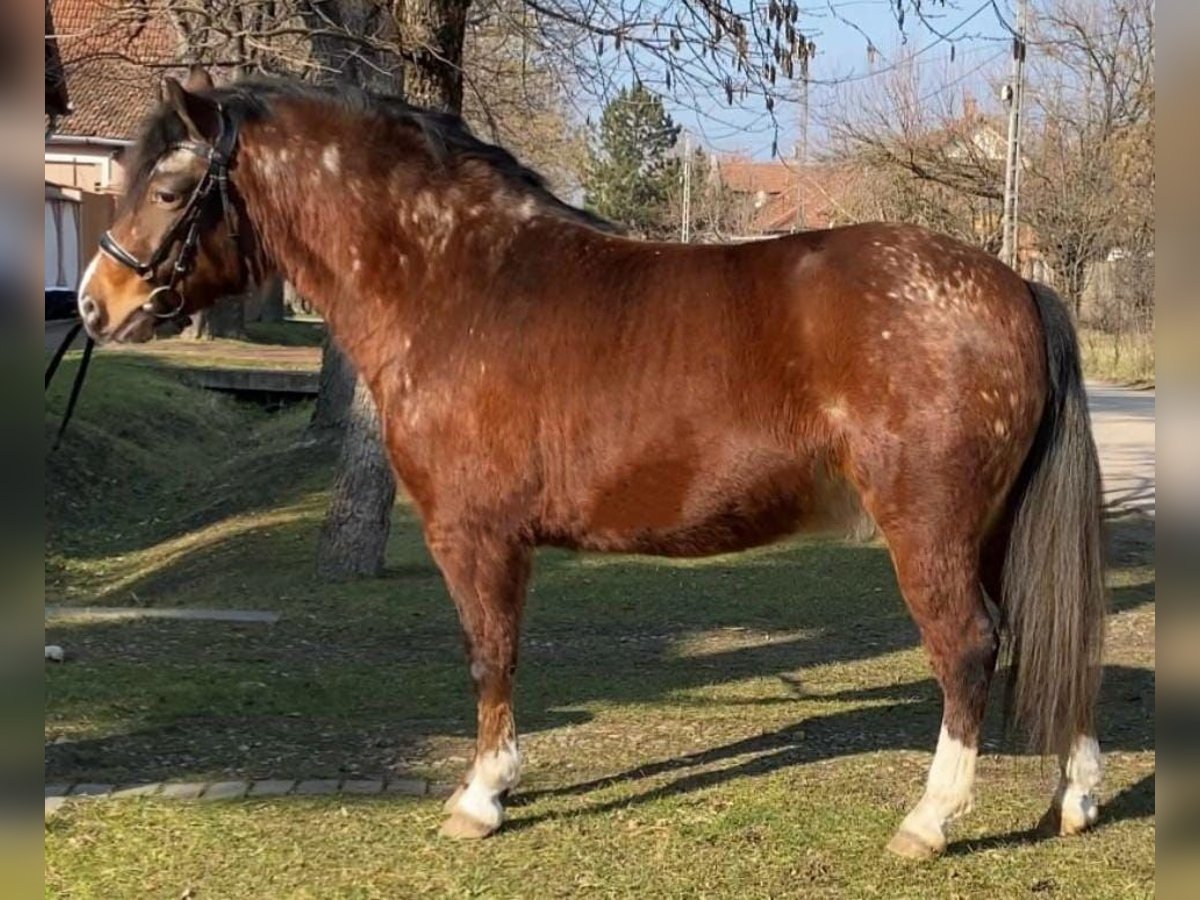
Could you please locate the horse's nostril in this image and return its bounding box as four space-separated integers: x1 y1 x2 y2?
79 296 99 324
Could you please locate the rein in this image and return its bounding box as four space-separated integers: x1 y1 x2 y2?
49 103 241 448
44 320 94 450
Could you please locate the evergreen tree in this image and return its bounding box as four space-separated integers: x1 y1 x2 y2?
584 85 681 236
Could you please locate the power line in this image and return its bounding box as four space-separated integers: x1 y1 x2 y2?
805 0 995 86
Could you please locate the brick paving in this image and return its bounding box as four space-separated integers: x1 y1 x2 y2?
44 775 434 819
45 606 281 624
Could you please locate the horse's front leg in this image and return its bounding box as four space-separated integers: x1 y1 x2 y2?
425 522 531 839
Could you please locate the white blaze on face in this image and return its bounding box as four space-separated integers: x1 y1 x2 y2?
78 253 101 300
76 252 103 322
898 725 978 848
452 739 521 829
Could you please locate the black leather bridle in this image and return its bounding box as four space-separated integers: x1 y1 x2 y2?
98 106 241 320
49 104 242 449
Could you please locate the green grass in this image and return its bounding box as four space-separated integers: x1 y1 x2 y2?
1079 328 1154 385
44 353 1156 898
243 318 326 347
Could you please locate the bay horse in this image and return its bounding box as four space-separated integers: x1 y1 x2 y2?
77 68 1106 858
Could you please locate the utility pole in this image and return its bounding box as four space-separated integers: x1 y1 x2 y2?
681 130 692 243
796 77 809 231
1000 0 1029 271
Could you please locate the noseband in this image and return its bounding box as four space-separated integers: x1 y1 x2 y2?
98 106 240 319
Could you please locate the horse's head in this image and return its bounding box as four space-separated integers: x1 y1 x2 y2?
78 67 251 342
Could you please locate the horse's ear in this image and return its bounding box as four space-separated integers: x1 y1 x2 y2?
183 65 215 93
161 76 220 142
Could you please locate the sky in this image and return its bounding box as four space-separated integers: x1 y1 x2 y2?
666 0 1021 160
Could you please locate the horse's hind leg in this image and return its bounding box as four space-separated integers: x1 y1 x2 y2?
983 521 1102 838
425 521 531 839
883 526 999 859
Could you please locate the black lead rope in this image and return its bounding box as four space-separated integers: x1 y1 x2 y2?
45 320 95 449
44 319 82 388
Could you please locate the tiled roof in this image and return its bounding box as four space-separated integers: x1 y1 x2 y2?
45 2 69 115
716 158 860 234
49 0 182 140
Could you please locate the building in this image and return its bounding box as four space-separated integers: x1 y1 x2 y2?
713 157 859 239
44 1 183 309
45 0 181 193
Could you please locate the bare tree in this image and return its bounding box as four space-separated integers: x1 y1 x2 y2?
820 0 1153 331
305 0 404 578
1021 0 1154 319
822 47 1008 250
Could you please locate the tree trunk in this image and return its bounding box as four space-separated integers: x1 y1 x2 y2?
315 377 397 580
399 0 470 111
310 334 357 432
313 0 469 580
182 294 245 339
259 276 285 322
310 0 410 579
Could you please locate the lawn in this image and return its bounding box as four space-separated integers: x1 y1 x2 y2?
45 353 1155 898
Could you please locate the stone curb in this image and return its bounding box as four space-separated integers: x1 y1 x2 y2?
45 607 281 624
44 776 434 819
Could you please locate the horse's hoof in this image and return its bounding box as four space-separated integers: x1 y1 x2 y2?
440 810 499 840
886 829 944 860
442 784 466 815
1040 801 1098 837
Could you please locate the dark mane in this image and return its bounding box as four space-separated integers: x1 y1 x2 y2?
124 75 618 232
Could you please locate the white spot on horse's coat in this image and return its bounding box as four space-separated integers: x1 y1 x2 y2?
993 419 1008 437
1057 735 1102 833
470 661 487 681
881 330 892 340
823 399 848 422
322 144 340 175
514 197 538 220
452 739 521 829
898 725 977 849
351 259 361 273
279 148 291 163
155 148 196 176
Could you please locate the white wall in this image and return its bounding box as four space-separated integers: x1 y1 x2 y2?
45 197 81 289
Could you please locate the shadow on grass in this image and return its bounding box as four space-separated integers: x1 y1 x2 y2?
941 772 1155 856
506 662 1153 812
45 510 1154 785
45 354 335 569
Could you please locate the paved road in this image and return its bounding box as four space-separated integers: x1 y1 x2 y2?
1087 383 1155 517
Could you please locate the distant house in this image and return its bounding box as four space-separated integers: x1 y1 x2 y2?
713 157 859 239
45 0 182 193
43 1 184 308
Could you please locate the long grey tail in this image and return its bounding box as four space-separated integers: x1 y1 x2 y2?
1002 281 1107 757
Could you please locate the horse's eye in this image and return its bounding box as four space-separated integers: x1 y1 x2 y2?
153 189 181 206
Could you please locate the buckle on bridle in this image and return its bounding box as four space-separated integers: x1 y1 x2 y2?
141 284 187 319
